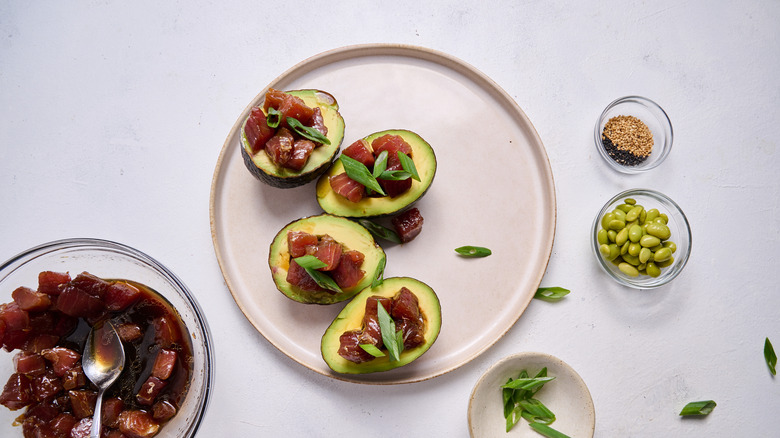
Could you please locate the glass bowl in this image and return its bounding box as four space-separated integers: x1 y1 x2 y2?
594 96 673 174
591 189 691 288
0 238 213 437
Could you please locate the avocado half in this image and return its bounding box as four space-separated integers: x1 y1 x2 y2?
315 129 436 217
321 277 441 374
268 214 386 304
240 89 346 188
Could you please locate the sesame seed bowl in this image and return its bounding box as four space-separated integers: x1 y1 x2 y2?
594 96 673 174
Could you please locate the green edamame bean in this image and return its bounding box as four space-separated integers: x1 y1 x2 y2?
646 262 661 277
645 208 659 222
656 256 675 268
628 225 643 243
639 247 653 263
637 263 647 271
626 206 644 222
650 244 664 252
601 212 615 229
639 209 647 224
608 244 620 260
612 209 627 221
617 204 633 213
620 241 630 255
624 198 636 205
608 219 626 230
653 247 672 262
597 229 609 245
599 244 611 258
619 262 640 277
622 253 640 265
628 242 641 256
646 223 671 240
640 235 661 248
663 241 677 253
659 213 668 223
616 228 629 246
607 230 617 242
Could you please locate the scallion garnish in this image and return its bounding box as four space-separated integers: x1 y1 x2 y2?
340 155 386 195
398 151 420 181
534 287 571 302
679 400 716 416
528 423 571 438
519 398 555 425
455 246 492 258
266 107 282 128
377 169 412 181
293 255 342 293
377 301 402 361
372 150 388 179
358 219 401 244
502 368 557 432
371 257 386 288
358 344 385 358
286 117 330 145
501 376 556 391
765 337 777 376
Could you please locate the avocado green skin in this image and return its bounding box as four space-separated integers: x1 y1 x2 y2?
268 214 386 305
321 277 441 374
315 129 437 217
241 89 345 189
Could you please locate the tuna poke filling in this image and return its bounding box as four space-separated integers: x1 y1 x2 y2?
244 88 329 171
337 288 426 364
286 231 366 293
329 134 419 202
0 271 192 438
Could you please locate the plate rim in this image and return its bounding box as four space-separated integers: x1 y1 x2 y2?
209 43 557 384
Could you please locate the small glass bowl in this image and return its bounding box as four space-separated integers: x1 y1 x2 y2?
591 189 691 288
594 96 673 174
0 238 213 437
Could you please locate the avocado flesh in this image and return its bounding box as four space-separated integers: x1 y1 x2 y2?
241 89 345 188
321 277 441 374
268 214 386 304
315 129 436 217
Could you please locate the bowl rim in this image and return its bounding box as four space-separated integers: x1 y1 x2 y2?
591 189 692 289
594 95 674 174
0 237 214 437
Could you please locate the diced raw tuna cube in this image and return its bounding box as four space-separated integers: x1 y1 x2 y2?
392 287 426 349
104 281 141 311
0 373 33 410
12 286 52 312
37 271 71 296
116 322 143 342
392 207 424 243
314 236 342 271
286 260 322 292
371 134 412 167
2 329 32 352
136 376 167 406
330 250 365 290
61 365 86 390
265 127 294 167
50 412 77 437
71 272 111 298
286 139 315 171
118 409 160 438
287 231 318 258
329 172 365 203
153 316 179 348
14 352 46 376
102 397 125 428
69 417 92 438
263 88 315 127
360 296 392 347
42 347 81 376
68 389 97 418
0 302 30 331
378 161 412 198
28 334 60 354
32 369 63 401
343 139 375 168
311 107 328 137
151 349 177 380
152 399 177 422
337 330 375 364
55 284 105 318
245 107 275 153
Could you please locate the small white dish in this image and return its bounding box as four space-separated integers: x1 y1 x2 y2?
468 352 595 438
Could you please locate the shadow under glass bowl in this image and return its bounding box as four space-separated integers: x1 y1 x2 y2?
591 189 691 289
0 238 213 437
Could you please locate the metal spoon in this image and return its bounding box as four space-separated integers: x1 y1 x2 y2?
82 320 125 438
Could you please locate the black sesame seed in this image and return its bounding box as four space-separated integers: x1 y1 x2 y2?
602 136 647 166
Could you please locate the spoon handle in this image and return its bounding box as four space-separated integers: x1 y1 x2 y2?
90 388 105 438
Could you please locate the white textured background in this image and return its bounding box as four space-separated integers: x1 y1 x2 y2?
1 1 778 437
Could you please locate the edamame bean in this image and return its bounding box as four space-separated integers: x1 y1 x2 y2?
613 209 627 221
622 253 640 265
619 263 640 277
608 230 617 242
663 241 677 253
621 241 630 255
646 223 671 240
608 244 620 260
645 208 659 222
628 225 643 243
659 213 668 223
608 219 626 230
624 198 636 205
601 212 615 229
597 229 609 245
616 228 629 246
628 242 641 257
639 247 653 263
617 204 633 213
653 247 672 262
640 235 661 248
646 262 661 277
599 244 611 258
656 256 675 268
626 205 644 222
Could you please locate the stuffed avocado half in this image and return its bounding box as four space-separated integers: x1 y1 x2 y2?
268 214 386 305
316 129 436 217
241 89 345 188
321 277 441 374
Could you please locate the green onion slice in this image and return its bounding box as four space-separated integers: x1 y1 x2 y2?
501 376 555 391
398 151 420 181
371 257 386 289
528 422 571 438
372 150 388 179
455 246 492 258
293 255 342 293
286 117 330 145
679 400 717 416
358 344 385 358
534 287 571 302
359 219 401 244
377 301 402 361
519 398 556 424
765 337 777 376
340 155 386 195
266 107 282 128
377 169 412 181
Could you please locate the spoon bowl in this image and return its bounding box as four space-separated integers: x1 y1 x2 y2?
83 320 125 438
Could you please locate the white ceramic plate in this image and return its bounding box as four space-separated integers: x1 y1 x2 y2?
468 352 595 437
210 44 556 384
